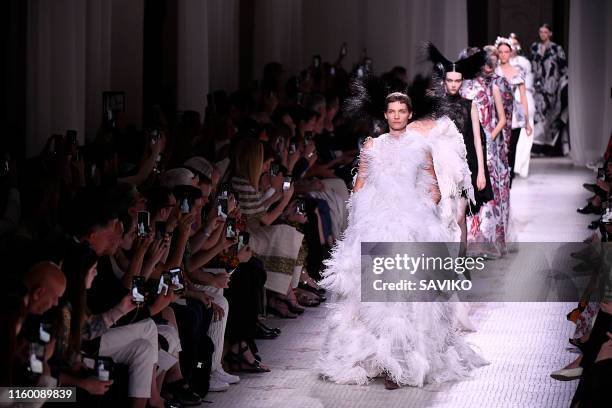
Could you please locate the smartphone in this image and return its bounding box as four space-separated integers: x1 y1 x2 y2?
357 67 364 78
219 182 232 198
217 197 228 218
1 154 9 176
330 66 336 76
225 218 237 239
296 199 306 215
66 130 78 146
28 342 45 374
74 147 82 162
289 143 297 154
270 163 280 177
169 267 185 294
150 129 160 145
155 221 166 240
96 357 114 381
179 193 192 215
238 231 250 251
283 176 292 191
137 211 150 237
131 276 146 304
157 272 172 296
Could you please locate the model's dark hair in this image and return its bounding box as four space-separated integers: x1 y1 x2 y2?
385 92 412 111
540 23 552 31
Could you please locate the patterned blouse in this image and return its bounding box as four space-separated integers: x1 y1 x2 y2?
495 66 526 129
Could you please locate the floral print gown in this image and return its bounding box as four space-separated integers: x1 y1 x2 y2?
461 74 513 256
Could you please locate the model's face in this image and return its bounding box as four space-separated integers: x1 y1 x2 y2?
539 27 551 42
384 101 411 132
498 44 512 64
444 72 463 95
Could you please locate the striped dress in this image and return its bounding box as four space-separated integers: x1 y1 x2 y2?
231 176 304 294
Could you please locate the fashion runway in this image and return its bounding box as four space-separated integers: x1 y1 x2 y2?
208 157 591 408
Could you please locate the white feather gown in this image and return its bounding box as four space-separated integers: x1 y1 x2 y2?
318 117 489 387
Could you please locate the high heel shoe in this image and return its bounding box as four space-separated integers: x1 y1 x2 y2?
224 346 270 373
266 302 298 318
298 281 326 296
258 321 281 335
255 324 278 339
278 296 305 314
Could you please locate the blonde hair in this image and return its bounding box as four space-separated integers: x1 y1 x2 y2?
234 138 263 189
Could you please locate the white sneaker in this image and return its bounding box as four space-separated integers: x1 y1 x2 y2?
550 367 582 381
208 376 230 392
212 368 240 385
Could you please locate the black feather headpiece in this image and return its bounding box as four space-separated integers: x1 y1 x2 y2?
424 42 485 80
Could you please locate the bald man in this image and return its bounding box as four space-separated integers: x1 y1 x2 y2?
24 261 67 315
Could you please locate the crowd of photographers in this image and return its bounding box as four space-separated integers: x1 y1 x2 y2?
0 45 381 407
553 133 612 406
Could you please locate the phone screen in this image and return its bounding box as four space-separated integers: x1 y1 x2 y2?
137 211 150 237
131 276 146 304
169 267 185 294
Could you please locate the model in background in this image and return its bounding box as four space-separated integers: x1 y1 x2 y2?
530 23 569 155
495 36 532 187
509 33 535 178
460 47 510 258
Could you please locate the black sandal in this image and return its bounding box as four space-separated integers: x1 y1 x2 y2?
224 346 270 373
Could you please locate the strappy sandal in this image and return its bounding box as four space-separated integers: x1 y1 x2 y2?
224 345 270 373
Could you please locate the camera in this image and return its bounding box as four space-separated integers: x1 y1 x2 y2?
225 218 237 239
238 231 250 251
137 211 150 237
217 196 229 218
131 276 146 304
157 272 172 296
155 221 166 240
169 267 185 294
283 176 292 191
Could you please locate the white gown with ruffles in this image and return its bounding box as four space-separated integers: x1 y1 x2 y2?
318 117 489 387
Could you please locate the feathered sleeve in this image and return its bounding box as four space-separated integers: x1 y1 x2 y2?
428 117 475 241
352 137 374 193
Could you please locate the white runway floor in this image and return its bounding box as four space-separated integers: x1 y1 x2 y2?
206 157 594 408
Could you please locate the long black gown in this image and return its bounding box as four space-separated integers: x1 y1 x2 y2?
445 93 494 213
